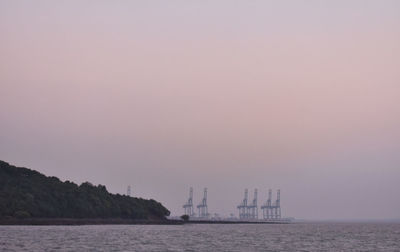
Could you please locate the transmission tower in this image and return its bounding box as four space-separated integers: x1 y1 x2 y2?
127 185 131 197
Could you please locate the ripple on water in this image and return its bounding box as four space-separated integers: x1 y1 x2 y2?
0 223 400 252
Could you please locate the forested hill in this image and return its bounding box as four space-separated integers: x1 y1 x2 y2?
0 160 170 220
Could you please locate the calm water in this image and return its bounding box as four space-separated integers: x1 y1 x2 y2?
1 223 399 251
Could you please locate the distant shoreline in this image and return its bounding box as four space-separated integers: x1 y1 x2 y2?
0 218 184 226
187 220 291 224
0 218 294 226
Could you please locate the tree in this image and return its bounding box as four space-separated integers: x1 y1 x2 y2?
0 160 170 220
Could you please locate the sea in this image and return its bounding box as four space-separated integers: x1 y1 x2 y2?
1 222 399 251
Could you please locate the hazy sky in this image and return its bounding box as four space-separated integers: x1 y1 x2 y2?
1 1 399 220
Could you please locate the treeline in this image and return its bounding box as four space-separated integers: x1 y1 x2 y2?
0 160 170 220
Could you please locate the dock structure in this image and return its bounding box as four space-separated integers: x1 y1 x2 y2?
261 189 281 220
248 189 258 219
261 189 272 219
274 189 281 219
182 187 285 222
183 187 195 217
197 188 209 218
237 189 259 220
237 189 249 219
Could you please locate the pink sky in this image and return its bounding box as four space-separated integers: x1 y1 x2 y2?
1 1 400 219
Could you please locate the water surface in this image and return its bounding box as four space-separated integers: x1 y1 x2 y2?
1 222 399 251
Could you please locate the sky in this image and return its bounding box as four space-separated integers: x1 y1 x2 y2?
1 0 399 220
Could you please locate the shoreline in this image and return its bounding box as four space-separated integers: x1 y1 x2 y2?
187 220 291 224
0 218 292 226
0 218 184 226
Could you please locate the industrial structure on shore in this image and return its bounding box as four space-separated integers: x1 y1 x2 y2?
182 187 283 221
182 187 195 217
197 188 209 218
183 187 209 218
260 189 281 220
237 189 259 219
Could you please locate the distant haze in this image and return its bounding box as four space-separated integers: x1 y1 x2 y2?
1 1 399 220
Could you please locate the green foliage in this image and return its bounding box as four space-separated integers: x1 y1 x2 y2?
0 160 170 220
180 214 189 222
